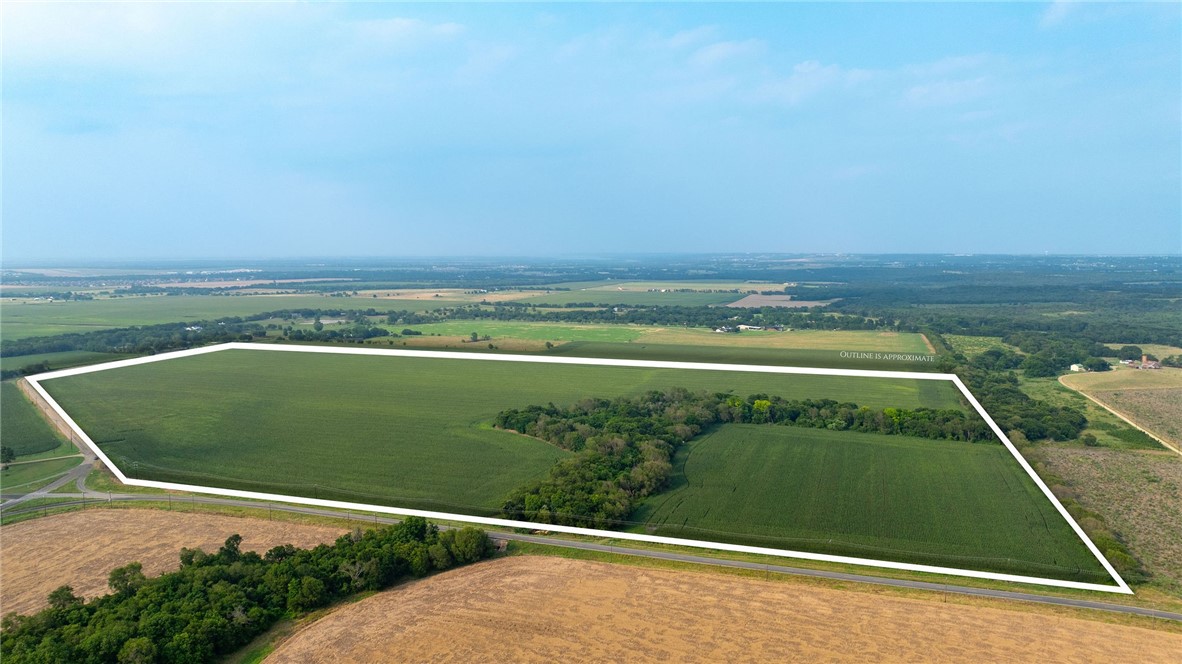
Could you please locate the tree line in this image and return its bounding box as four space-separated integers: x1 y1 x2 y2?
0 518 492 664
495 389 994 529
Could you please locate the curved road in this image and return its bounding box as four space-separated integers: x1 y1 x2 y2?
4 489 1180 623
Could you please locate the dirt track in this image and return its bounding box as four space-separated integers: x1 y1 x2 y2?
267 556 1182 663
0 510 346 616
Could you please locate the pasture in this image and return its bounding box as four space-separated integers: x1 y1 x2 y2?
634 425 1108 582
42 349 964 515
1061 368 1182 451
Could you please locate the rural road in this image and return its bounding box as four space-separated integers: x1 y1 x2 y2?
4 490 1181 624
0 453 95 510
1057 375 1182 457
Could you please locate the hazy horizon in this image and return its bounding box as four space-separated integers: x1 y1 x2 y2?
4 2 1179 262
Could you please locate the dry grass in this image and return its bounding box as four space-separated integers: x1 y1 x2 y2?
0 510 346 616
1040 447 1182 589
1061 367 1182 392
266 556 1182 663
1060 368 1182 450
1089 388 1182 450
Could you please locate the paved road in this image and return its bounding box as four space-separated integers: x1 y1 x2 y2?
0 456 94 510
4 491 1180 623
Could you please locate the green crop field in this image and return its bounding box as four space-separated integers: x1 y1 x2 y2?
944 335 1020 358
1 382 65 457
632 425 1108 582
512 289 742 307
0 350 131 372
41 349 963 512
0 295 461 341
405 321 645 344
637 328 932 353
547 341 943 372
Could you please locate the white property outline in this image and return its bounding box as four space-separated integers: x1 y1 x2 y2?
27 342 1132 594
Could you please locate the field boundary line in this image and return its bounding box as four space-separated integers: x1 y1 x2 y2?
1057 376 1182 457
26 342 1132 594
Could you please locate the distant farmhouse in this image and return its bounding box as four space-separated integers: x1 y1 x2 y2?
1139 355 1162 370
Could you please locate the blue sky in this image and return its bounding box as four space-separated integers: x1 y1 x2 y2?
3 2 1179 261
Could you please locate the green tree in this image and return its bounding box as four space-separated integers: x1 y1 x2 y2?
1082 357 1111 372
47 585 82 610
109 562 146 595
0 446 14 465
117 637 157 664
287 576 328 612
1117 345 1143 361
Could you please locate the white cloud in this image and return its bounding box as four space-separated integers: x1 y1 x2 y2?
754 60 869 106
661 26 718 50
904 77 989 107
689 39 763 67
1040 1 1076 28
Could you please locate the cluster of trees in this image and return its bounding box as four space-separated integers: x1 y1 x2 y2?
1 361 52 381
1 322 269 361
0 518 491 664
285 325 390 342
496 389 993 528
392 304 884 332
945 347 1089 441
996 333 1114 377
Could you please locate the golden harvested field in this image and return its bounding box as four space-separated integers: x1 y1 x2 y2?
0 510 346 616
1040 447 1182 589
267 556 1181 663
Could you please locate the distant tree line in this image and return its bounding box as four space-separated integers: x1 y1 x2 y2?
495 389 994 529
390 304 887 332
0 518 492 664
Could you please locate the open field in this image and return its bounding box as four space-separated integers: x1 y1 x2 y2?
394 324 930 355
1104 343 1182 360
1061 367 1182 392
1 381 64 457
43 349 964 515
0 456 83 493
1061 368 1182 452
266 556 1180 664
405 320 643 344
1019 375 1162 451
945 335 1021 358
0 510 346 616
632 425 1106 581
1039 447 1182 591
547 340 942 372
637 327 932 353
0 295 460 340
511 289 743 307
726 293 835 308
